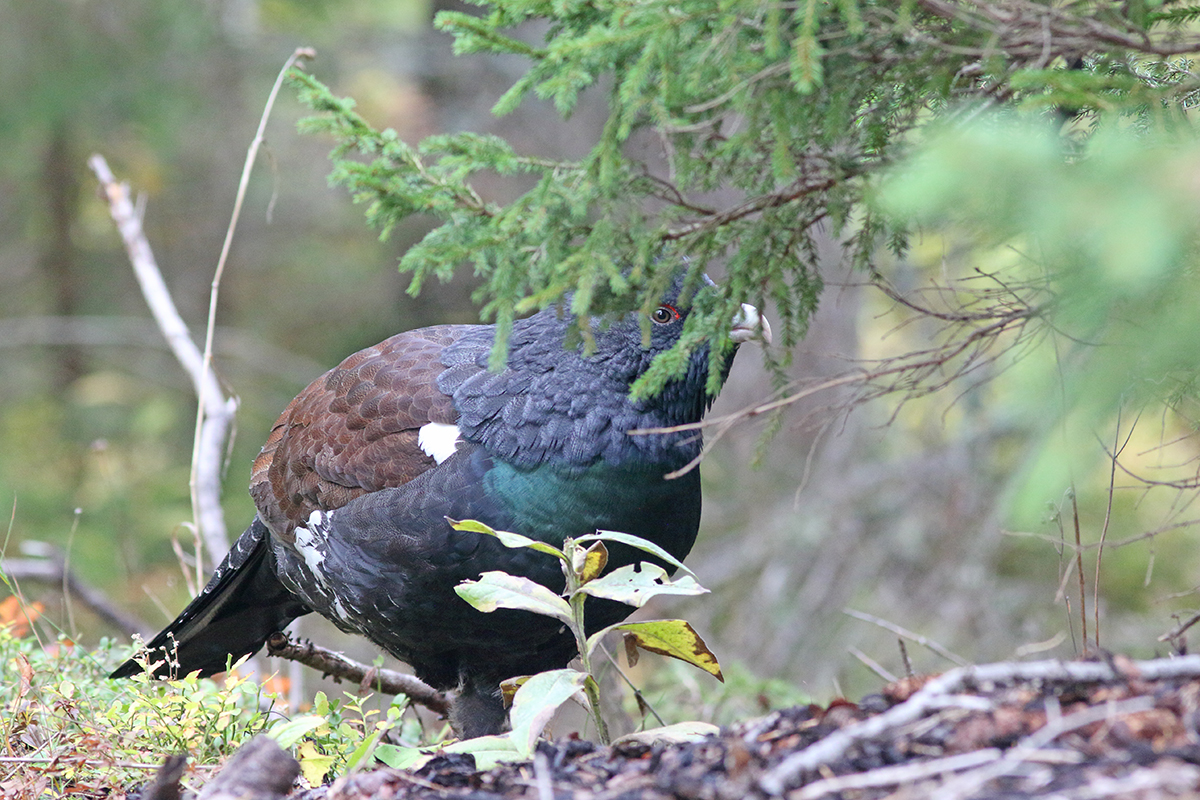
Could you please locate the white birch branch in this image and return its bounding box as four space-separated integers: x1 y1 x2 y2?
88 153 236 571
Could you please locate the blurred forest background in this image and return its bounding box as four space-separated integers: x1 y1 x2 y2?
5 0 1200 724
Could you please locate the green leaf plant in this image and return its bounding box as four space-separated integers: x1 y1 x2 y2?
451 519 723 753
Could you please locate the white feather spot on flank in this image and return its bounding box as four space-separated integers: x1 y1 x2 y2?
294 512 329 586
418 422 462 464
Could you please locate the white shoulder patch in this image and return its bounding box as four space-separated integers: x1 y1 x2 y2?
418 422 461 464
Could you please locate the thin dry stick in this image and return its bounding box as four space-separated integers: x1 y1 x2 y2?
843 608 970 668
1093 410 1133 651
848 647 898 683
1049 328 1086 652
1071 487 1088 651
189 46 314 577
88 154 237 577
1160 611 1200 645
1 545 148 637
599 644 667 726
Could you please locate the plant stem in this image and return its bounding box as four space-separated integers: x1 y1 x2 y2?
565 539 611 745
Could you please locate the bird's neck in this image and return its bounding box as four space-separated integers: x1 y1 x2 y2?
483 458 703 558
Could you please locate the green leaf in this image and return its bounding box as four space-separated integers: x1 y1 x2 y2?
266 714 328 749
443 735 526 770
509 669 589 757
579 563 708 607
343 727 384 773
374 743 432 771
448 518 566 560
575 530 695 577
456 571 573 624
376 736 525 772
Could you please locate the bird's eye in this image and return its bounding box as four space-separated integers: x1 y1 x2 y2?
652 305 679 325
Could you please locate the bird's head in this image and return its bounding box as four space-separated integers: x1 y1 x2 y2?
582 271 771 438
441 270 769 468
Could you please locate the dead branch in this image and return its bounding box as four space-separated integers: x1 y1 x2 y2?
265 632 451 715
927 695 1157 800
88 153 237 574
1 541 150 638
139 754 188 800
0 315 320 384
196 736 298 800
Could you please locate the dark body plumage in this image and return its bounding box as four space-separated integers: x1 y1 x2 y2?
111 277 760 736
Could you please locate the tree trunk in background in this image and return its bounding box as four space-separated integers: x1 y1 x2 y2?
41 123 84 390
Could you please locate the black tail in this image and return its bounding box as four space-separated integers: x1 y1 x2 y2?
110 518 310 679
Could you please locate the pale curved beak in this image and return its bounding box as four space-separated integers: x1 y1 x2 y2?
731 303 772 345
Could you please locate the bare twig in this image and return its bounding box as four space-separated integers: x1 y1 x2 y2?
1159 611 1200 646
917 0 1200 58
848 647 899 683
191 46 315 571
843 608 970 668
1070 486 1087 651
634 275 1048 478
265 632 451 715
1094 412 1136 651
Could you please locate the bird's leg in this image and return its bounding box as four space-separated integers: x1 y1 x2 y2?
449 678 507 739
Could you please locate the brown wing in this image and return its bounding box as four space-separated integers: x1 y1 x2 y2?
249 324 469 541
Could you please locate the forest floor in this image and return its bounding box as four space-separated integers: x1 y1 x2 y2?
142 653 1200 800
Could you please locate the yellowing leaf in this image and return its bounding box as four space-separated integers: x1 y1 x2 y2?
595 620 723 681
573 540 608 583
297 741 336 786
456 571 573 623
500 675 529 707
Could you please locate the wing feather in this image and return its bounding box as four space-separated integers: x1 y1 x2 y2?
251 325 486 539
